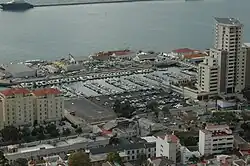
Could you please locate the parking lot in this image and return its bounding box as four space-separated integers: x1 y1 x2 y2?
64 98 116 123
88 89 188 114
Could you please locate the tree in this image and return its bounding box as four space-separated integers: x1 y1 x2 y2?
62 128 71 136
162 105 170 117
113 100 134 118
68 152 91 166
11 158 28 166
136 153 147 166
106 152 123 165
146 101 158 111
45 123 59 138
1 126 19 142
0 151 10 166
75 127 82 134
188 155 199 163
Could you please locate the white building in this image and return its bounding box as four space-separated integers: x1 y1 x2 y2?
156 134 179 162
198 18 247 96
198 124 234 156
198 54 219 95
214 18 244 93
242 43 250 89
180 146 201 165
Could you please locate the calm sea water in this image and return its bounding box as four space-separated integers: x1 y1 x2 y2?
0 0 249 63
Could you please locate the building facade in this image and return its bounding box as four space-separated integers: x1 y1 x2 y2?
198 124 234 156
198 54 219 94
198 17 247 96
214 18 244 93
0 88 64 129
0 88 34 128
33 88 64 123
156 134 179 163
242 43 250 89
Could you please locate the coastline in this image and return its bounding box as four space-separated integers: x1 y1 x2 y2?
34 0 165 7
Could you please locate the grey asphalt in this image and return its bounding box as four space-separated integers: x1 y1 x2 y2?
64 98 116 123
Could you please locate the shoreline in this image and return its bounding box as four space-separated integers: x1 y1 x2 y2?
34 0 165 7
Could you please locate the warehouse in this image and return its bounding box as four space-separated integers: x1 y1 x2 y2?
3 64 37 78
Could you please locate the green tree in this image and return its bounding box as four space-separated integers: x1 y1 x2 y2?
11 158 28 166
162 105 170 118
113 100 134 118
62 128 71 136
1 126 19 142
188 155 199 163
136 153 147 166
68 152 91 166
0 151 10 166
75 127 82 134
45 123 59 138
106 152 123 165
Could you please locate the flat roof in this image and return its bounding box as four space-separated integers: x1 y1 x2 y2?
4 64 35 73
243 43 250 47
214 17 242 26
18 144 55 153
64 98 116 123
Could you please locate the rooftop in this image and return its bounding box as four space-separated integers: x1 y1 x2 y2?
64 98 116 123
3 63 35 73
158 134 179 143
214 17 242 26
183 53 206 59
172 48 196 54
205 124 230 130
33 88 61 96
0 88 30 96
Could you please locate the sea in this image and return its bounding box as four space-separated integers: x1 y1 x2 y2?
0 0 249 63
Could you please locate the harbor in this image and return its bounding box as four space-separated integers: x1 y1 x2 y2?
0 48 203 101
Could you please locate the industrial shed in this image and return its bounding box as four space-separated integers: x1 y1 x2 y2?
4 64 36 78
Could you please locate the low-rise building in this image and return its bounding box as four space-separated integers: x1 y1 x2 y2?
5 135 109 162
198 124 234 156
89 142 156 163
147 156 175 166
3 64 37 78
180 146 201 164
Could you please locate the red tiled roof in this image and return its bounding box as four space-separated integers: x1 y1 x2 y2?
183 53 206 59
33 88 61 96
158 134 179 143
172 48 195 54
168 134 179 143
101 129 112 135
0 88 30 96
